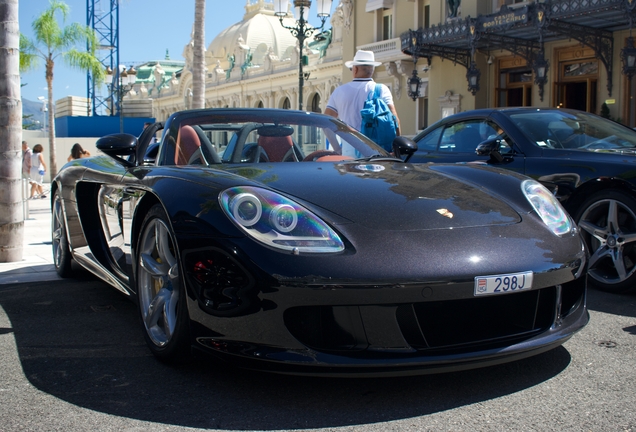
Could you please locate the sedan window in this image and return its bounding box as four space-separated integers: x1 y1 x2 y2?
440 120 500 153
416 127 442 151
510 111 636 151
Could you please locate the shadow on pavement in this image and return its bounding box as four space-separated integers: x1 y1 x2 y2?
586 286 636 319
0 279 573 430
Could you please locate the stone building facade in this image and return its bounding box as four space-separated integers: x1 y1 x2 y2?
122 0 636 137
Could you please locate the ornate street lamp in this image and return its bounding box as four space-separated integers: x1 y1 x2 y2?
274 0 332 111
532 49 549 102
466 61 481 95
406 30 423 101
623 0 636 81
622 36 636 80
105 65 138 133
407 69 421 101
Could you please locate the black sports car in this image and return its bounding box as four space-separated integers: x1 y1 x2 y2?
411 107 636 294
52 108 588 376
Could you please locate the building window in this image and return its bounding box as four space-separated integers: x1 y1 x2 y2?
554 46 598 113
417 0 428 28
310 93 321 113
493 0 531 12
382 9 392 40
309 94 321 143
495 57 532 107
563 62 599 77
282 97 291 110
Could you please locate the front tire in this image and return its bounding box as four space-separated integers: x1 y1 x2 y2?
136 204 190 362
575 190 636 293
51 190 74 278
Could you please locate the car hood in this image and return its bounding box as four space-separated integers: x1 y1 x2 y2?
219 161 521 231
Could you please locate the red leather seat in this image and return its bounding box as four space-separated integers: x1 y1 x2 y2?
175 125 201 165
257 135 293 162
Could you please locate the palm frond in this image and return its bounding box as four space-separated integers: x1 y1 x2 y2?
64 49 105 83
19 35 39 72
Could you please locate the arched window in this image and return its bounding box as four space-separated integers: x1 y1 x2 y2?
256 101 264 108
282 97 291 110
310 93 321 113
308 93 321 143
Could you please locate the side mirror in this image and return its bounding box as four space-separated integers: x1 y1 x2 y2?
476 137 504 163
392 136 418 162
96 133 137 167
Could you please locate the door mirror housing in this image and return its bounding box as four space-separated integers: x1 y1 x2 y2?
392 136 418 162
96 133 137 167
476 137 504 163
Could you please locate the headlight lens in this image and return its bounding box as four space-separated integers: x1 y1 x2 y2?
522 179 573 236
220 186 344 253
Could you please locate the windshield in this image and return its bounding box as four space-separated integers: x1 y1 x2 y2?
157 109 389 166
509 110 636 152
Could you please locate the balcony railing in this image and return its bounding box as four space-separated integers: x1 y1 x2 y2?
357 38 411 63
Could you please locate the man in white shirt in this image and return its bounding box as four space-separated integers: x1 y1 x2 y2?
325 50 401 155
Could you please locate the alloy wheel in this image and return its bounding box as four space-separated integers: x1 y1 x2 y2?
578 198 636 287
137 216 181 347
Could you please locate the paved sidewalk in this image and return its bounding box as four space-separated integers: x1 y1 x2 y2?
0 184 61 284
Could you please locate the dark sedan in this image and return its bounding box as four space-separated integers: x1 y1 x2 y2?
51 108 587 376
410 107 636 294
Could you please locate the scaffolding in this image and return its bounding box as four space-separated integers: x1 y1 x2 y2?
86 0 119 116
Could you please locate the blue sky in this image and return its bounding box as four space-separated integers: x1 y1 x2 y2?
19 0 335 103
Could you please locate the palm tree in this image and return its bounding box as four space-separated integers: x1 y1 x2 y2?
192 0 206 109
19 0 104 178
0 0 23 262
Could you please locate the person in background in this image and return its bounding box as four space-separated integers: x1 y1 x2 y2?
67 143 91 162
324 50 400 155
22 141 32 180
29 144 47 199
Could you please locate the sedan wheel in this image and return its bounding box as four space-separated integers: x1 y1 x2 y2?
137 204 190 361
51 190 73 277
576 191 636 293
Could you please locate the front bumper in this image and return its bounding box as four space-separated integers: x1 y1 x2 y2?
185 253 588 376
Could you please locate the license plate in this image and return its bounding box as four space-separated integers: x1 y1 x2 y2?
474 271 533 296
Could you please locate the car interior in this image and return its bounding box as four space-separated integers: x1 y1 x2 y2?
157 120 377 167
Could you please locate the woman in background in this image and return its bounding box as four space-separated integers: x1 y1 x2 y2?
29 144 47 199
68 143 91 161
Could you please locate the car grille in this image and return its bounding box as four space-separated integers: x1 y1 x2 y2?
284 285 579 355
396 287 555 354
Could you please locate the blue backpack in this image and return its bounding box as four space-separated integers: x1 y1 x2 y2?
360 84 398 152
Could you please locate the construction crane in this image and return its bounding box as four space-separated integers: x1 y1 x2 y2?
86 0 119 116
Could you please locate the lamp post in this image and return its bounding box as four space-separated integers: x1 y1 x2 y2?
406 30 424 101
466 61 481 95
105 65 138 133
273 0 332 111
623 0 636 81
532 49 549 102
407 69 421 101
622 37 636 80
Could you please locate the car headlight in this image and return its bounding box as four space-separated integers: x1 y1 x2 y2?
220 186 345 254
522 179 573 236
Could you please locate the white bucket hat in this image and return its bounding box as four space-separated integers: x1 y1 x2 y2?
345 50 382 68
